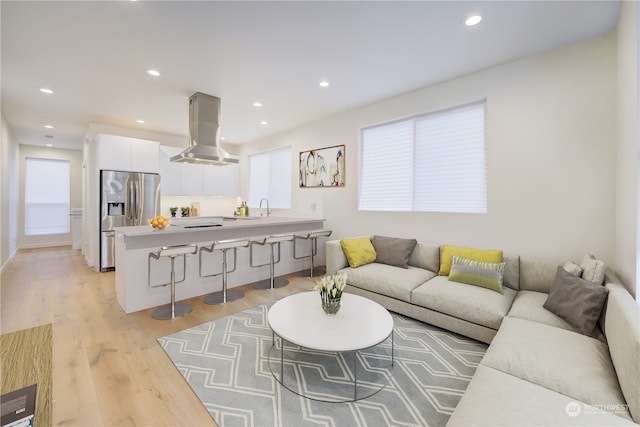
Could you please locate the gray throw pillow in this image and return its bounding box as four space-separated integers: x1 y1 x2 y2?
543 266 609 337
371 236 417 269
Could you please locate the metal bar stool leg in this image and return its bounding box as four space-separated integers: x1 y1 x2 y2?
152 254 193 320
294 230 332 277
252 234 294 290
201 239 249 304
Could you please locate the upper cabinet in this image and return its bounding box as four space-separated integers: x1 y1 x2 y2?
97 134 159 173
158 145 240 197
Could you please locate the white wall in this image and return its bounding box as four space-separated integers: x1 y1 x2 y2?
240 32 618 271
18 145 83 249
1 114 19 270
615 1 639 299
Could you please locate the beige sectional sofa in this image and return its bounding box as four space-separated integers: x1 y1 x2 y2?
326 238 640 426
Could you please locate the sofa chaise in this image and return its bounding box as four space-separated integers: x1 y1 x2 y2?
326 237 640 426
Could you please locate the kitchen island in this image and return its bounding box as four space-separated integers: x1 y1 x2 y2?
114 216 325 313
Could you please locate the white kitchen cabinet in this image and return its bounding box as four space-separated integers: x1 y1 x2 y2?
97 134 159 173
158 146 183 195
221 163 240 196
159 145 239 196
180 164 204 196
201 165 223 196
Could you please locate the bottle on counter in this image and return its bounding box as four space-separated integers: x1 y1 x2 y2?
241 201 249 216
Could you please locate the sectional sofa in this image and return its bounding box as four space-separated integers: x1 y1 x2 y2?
326 237 640 426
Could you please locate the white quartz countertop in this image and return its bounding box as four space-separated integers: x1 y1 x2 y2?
115 216 324 237
114 216 326 249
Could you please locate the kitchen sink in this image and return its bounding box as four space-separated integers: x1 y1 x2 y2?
222 216 262 221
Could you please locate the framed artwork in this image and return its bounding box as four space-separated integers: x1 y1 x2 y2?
299 144 345 187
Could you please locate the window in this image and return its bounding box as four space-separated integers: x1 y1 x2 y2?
247 146 291 209
24 158 70 235
359 100 486 213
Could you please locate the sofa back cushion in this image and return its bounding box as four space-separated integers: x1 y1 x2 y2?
519 257 560 293
408 242 440 273
603 282 640 423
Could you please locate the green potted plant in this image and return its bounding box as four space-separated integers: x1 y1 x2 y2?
181 207 190 217
169 207 178 218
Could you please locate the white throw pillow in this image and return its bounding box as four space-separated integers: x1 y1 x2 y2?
579 254 605 286
562 261 583 277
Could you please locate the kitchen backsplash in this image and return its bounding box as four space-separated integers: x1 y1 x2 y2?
161 196 240 218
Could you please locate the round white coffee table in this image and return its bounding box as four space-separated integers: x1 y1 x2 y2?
267 291 394 402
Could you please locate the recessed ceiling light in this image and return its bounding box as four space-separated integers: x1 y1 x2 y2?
220 137 226 141
319 81 330 87
44 124 54 129
136 119 145 124
46 143 53 147
253 102 263 107
147 69 160 77
260 121 268 125
40 87 54 94
465 15 482 26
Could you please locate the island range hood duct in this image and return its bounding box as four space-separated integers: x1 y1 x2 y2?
170 92 239 165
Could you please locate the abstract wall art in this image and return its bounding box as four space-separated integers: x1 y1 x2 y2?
299 144 345 187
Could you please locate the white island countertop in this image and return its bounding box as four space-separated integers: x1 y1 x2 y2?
115 216 326 250
113 215 327 313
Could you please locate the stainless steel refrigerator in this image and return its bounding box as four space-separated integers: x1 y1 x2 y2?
100 170 160 272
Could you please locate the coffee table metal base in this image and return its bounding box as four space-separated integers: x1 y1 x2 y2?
268 331 394 403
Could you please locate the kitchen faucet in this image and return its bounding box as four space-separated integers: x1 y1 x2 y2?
259 198 272 217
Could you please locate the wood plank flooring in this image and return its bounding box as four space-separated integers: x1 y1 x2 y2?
1 323 52 427
1 246 317 426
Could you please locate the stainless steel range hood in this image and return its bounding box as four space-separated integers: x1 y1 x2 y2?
170 92 239 165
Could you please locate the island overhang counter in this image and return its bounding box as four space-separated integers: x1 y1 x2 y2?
114 216 325 313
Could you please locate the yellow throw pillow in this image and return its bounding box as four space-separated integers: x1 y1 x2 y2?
438 245 503 276
340 238 377 268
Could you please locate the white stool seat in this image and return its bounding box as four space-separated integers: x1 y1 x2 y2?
293 230 332 277
200 238 249 304
148 243 198 320
251 234 295 290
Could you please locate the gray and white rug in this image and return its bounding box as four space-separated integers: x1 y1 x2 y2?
158 303 487 427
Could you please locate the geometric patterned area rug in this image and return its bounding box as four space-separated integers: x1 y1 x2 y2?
158 302 487 427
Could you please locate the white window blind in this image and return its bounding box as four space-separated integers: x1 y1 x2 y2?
247 146 291 209
25 157 70 235
359 100 486 213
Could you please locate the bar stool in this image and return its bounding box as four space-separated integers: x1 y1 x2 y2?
148 243 198 320
250 234 295 289
293 230 332 277
199 238 250 304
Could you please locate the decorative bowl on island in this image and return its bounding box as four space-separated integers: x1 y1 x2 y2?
149 215 170 230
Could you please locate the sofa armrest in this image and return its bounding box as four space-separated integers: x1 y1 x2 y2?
326 239 349 275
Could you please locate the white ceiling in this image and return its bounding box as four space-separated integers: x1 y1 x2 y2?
1 1 621 151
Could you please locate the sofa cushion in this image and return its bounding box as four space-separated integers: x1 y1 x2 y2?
407 242 440 272
340 237 377 268
580 253 606 285
438 245 503 276
481 317 632 421
411 276 517 330
338 263 436 303
543 266 609 337
448 255 506 294
448 365 637 426
371 235 417 269
604 282 640 423
507 290 606 342
519 257 559 293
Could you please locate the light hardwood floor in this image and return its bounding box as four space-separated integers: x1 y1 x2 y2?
1 246 317 426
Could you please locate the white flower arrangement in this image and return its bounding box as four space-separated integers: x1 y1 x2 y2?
313 272 347 301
